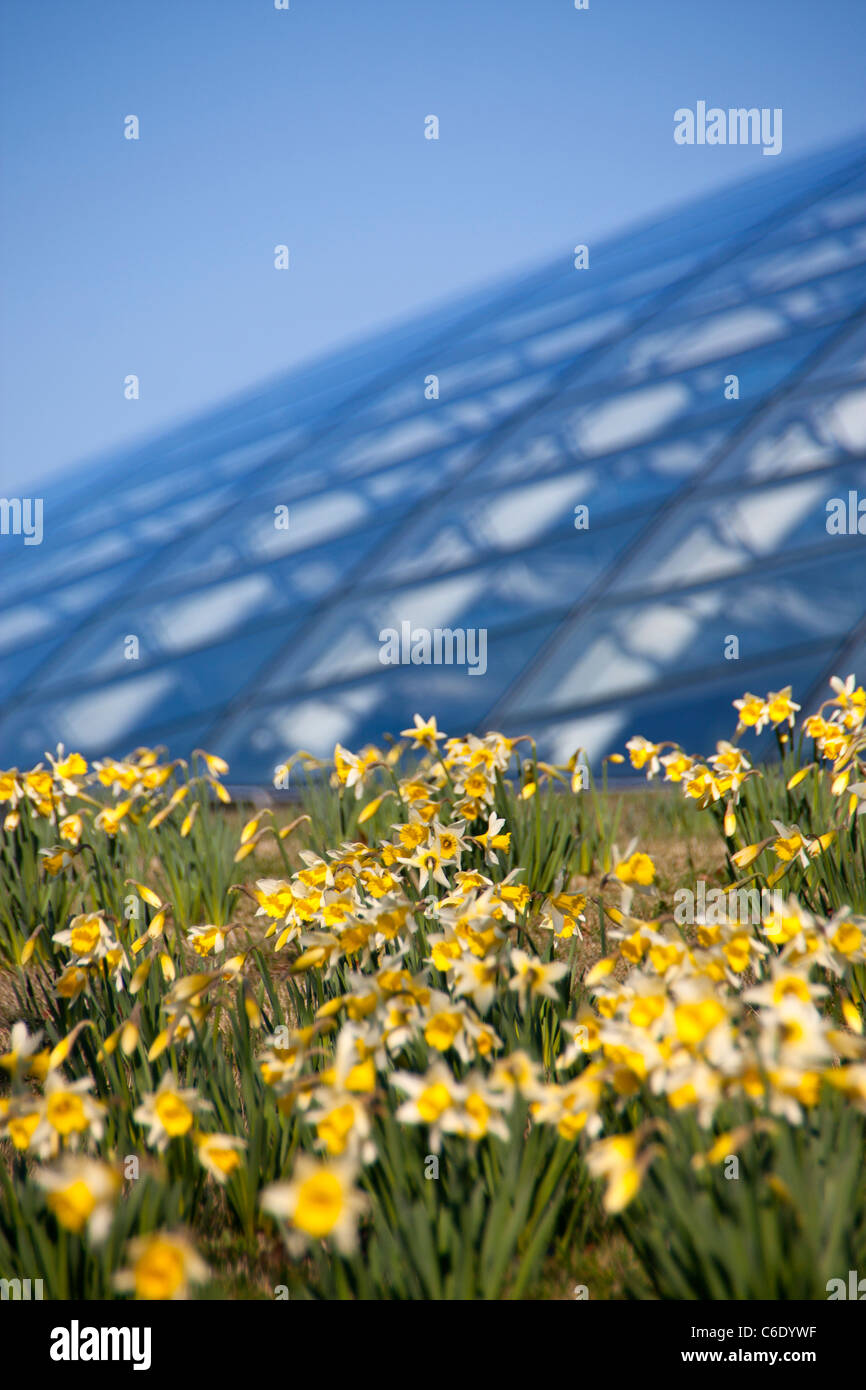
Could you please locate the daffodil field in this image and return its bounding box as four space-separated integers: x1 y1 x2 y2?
2 681 866 1301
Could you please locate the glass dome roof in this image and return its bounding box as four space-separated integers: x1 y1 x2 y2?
2 135 866 783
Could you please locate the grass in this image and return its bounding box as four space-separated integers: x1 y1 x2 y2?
2 698 866 1301
0 782 723 1300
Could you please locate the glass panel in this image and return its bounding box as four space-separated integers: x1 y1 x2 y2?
700 384 866 486
218 621 561 773
34 523 394 691
257 519 643 697
805 318 866 387
503 548 866 718
371 472 646 586
608 463 866 597
521 652 831 770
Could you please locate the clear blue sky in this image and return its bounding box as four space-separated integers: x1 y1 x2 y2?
1 0 864 490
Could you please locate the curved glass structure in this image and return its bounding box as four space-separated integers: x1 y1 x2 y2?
2 135 866 782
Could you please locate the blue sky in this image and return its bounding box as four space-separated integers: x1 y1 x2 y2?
1 0 864 490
